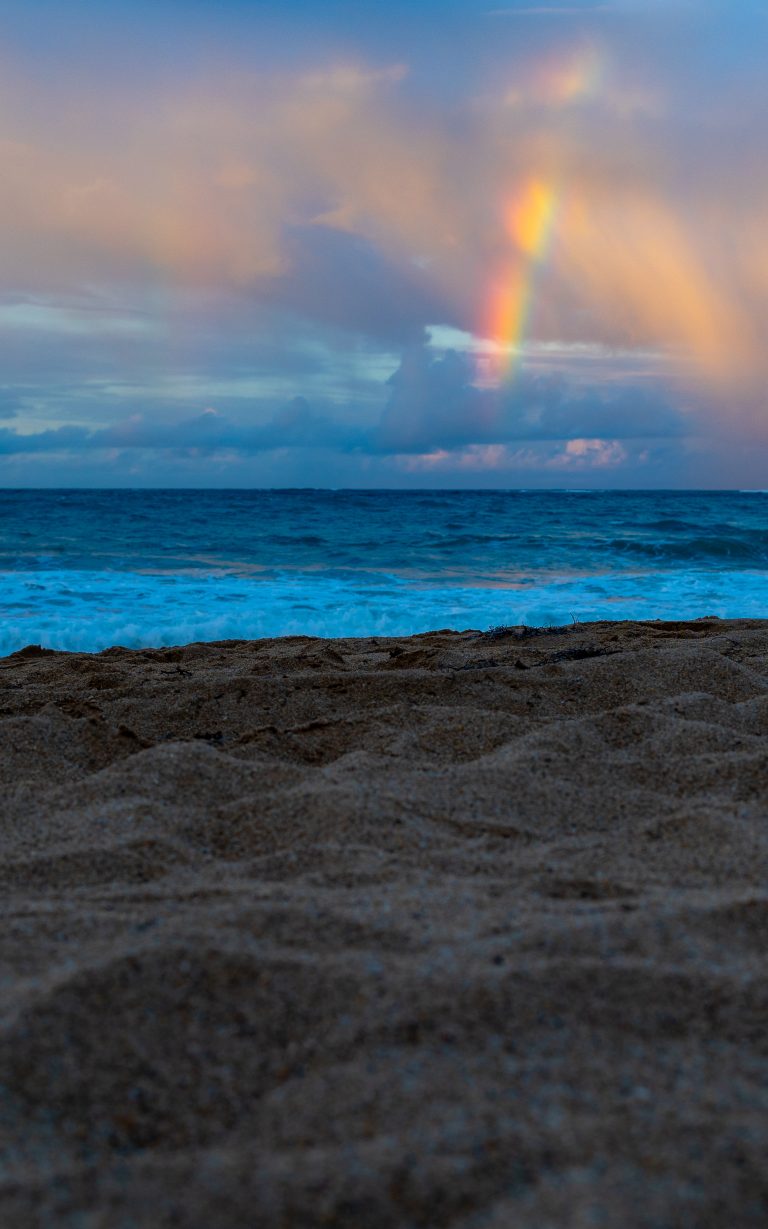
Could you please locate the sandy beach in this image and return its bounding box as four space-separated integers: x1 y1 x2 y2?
1 617 767 1227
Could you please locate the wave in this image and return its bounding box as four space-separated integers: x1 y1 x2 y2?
609 535 768 565
1 566 768 656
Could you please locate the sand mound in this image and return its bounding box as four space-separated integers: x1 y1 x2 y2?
1 619 767 1226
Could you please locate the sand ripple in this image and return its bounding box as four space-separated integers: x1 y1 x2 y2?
1 619 767 1226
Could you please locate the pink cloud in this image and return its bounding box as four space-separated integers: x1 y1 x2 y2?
396 437 630 474
550 437 628 467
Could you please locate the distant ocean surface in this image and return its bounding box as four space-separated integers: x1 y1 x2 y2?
1 489 768 655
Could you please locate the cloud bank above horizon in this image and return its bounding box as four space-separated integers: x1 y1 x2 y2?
0 0 766 487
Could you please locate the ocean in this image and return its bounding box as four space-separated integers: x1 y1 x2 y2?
1 488 767 655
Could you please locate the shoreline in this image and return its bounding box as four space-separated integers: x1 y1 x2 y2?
2 618 767 1225
3 611 764 659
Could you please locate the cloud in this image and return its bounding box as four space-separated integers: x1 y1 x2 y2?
396 437 631 474
0 399 366 458
0 341 685 471
375 343 684 453
0 396 19 420
0 0 767 485
0 44 759 418
260 227 442 347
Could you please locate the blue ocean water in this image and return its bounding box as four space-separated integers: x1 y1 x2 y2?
1 489 767 655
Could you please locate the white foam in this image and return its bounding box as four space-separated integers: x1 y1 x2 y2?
1 567 767 655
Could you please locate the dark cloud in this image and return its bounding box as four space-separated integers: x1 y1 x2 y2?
0 343 686 469
0 425 92 454
376 347 480 451
0 399 364 457
375 344 685 453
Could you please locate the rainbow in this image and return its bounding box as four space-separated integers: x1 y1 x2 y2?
480 44 607 385
485 176 560 382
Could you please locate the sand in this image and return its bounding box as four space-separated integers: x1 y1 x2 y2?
0 617 767 1227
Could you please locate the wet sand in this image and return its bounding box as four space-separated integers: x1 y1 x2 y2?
1 618 767 1227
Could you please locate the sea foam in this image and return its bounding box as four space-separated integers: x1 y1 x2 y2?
1 565 767 655
1 489 767 654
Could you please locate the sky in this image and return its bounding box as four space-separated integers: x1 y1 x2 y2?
0 0 767 488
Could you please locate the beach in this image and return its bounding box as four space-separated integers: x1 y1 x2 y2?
1 617 767 1226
